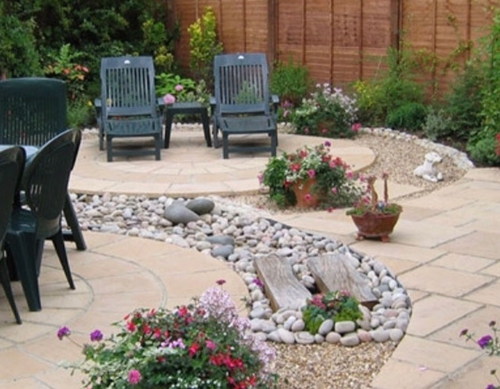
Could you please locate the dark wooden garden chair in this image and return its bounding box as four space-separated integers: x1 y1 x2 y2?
95 56 164 162
211 53 279 159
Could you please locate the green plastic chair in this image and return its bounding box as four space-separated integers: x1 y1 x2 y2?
0 77 87 252
6 129 81 311
211 53 279 159
0 146 25 324
95 56 164 162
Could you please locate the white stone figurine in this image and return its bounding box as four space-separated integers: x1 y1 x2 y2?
413 152 444 183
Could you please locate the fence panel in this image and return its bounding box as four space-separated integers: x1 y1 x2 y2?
171 0 497 92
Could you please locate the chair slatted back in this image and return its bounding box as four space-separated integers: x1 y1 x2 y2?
100 57 157 119
0 78 67 146
23 129 81 236
214 53 271 116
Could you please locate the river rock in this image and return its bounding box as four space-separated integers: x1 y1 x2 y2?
186 198 215 215
340 333 360 347
318 319 334 335
335 321 356 334
164 204 200 225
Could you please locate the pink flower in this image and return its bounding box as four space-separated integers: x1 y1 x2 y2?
307 169 316 178
128 369 142 385
321 128 328 134
345 171 354 179
304 193 312 202
331 187 338 194
351 123 362 132
257 172 264 185
283 109 290 118
206 339 217 350
175 84 183 92
163 94 176 105
304 127 310 134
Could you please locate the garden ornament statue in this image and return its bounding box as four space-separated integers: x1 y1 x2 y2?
414 152 443 183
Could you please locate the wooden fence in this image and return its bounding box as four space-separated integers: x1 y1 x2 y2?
170 0 499 92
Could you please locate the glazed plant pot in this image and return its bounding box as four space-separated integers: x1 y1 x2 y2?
350 212 401 242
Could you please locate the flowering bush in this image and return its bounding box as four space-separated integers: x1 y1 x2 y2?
302 290 363 335
259 141 362 208
59 283 277 389
290 84 359 138
156 73 209 106
460 321 500 389
346 173 402 216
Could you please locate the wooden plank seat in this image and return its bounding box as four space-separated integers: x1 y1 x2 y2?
254 254 311 311
308 253 378 308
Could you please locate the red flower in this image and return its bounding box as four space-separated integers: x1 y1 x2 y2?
126 321 136 332
188 342 200 357
290 163 301 172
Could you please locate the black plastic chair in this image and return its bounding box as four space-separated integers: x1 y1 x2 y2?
94 56 164 162
5 129 81 311
0 77 87 252
0 146 26 324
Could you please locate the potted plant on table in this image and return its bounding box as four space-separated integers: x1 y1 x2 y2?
259 141 362 209
346 173 402 242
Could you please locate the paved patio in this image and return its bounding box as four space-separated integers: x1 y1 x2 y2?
1 129 499 388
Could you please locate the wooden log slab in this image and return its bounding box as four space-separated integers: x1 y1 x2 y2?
308 253 378 308
255 254 312 311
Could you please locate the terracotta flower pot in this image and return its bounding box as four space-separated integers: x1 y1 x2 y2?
350 212 401 242
292 178 320 209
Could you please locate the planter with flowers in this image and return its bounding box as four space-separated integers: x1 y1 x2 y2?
58 283 277 389
346 173 402 242
259 141 362 209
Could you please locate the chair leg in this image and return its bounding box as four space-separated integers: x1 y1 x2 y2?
154 134 161 161
106 135 113 162
271 131 277 157
222 132 229 159
0 256 22 324
63 194 87 251
212 117 220 149
51 230 75 290
5 233 42 311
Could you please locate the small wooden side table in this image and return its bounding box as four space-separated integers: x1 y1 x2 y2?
164 102 212 148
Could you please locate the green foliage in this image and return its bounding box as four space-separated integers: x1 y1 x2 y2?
67 98 95 129
302 291 363 335
290 84 359 138
353 46 425 127
465 8 500 166
386 102 428 132
44 44 90 101
0 4 41 77
423 107 454 141
260 157 295 208
188 7 223 89
270 58 311 107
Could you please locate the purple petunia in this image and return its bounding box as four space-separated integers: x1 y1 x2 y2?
486 384 497 389
57 326 71 340
90 329 103 342
478 335 493 349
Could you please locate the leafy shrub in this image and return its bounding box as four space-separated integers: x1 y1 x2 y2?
423 107 454 141
386 102 428 132
290 84 359 138
67 98 95 129
270 58 312 107
467 128 500 166
353 46 425 127
188 7 223 90
0 4 41 78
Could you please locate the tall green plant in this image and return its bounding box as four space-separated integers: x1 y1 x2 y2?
467 7 500 166
0 3 41 78
188 7 223 90
270 58 311 107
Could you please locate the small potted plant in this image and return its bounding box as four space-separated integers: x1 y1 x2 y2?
259 141 362 209
346 173 402 242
